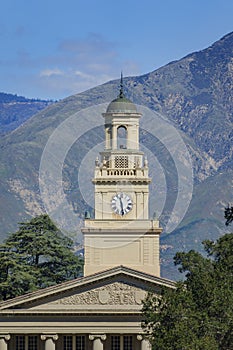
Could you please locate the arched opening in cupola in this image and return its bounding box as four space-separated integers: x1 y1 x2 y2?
117 125 127 149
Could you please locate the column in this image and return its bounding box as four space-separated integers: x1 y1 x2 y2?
143 192 149 219
0 335 10 350
105 126 111 149
137 335 151 350
41 335 58 350
112 125 117 149
89 335 106 350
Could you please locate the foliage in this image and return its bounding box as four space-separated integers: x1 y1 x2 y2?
0 92 48 103
0 215 83 301
0 92 53 135
142 214 233 349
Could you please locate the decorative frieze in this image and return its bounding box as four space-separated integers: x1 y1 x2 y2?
57 282 146 306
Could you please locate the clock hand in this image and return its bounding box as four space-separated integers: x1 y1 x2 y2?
120 198 124 216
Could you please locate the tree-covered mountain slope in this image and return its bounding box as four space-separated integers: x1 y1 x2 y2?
0 92 54 134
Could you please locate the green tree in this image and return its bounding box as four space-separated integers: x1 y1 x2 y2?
142 214 233 349
0 214 83 300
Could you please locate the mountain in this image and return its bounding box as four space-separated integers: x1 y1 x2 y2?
0 32 232 280
0 92 54 134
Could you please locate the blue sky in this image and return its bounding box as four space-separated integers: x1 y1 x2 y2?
0 0 232 100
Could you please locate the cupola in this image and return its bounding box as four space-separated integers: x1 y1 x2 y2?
106 73 137 114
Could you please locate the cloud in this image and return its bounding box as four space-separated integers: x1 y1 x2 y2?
40 68 64 77
36 67 116 100
0 32 140 99
30 34 139 99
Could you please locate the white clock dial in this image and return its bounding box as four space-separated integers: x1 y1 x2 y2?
111 192 133 216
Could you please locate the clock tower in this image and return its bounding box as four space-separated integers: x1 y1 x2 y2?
82 76 162 277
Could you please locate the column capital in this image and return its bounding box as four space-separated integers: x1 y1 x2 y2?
0 335 11 341
89 334 107 341
137 335 143 341
41 334 58 341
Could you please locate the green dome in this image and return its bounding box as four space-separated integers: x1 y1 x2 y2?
106 95 137 113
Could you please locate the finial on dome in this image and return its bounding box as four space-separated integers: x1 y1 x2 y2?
119 71 124 98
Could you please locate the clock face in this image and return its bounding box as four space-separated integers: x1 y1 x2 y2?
111 192 133 216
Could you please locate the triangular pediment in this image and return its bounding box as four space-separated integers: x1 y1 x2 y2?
0 266 175 314
27 280 147 312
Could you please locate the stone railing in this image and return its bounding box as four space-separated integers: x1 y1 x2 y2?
107 168 136 176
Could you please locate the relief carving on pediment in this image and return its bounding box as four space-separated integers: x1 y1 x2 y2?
58 282 146 306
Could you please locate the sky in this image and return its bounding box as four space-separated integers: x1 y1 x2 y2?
0 0 232 100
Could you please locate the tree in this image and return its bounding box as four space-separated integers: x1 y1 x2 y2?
142 214 233 350
0 215 83 300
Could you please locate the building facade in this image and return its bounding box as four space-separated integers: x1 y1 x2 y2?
0 80 175 350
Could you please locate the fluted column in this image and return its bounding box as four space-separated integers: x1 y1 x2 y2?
137 335 151 350
0 335 10 350
41 334 58 350
89 334 106 350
